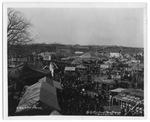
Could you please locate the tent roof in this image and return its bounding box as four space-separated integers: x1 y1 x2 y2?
16 80 61 113
79 52 100 60
9 62 50 80
39 77 62 89
16 81 42 113
121 89 144 98
131 64 144 71
102 79 115 84
113 95 126 101
76 64 87 69
110 88 127 93
71 52 101 64
71 59 82 65
50 110 61 115
65 67 76 71
79 53 92 58
52 79 62 90
39 77 54 86
100 64 109 69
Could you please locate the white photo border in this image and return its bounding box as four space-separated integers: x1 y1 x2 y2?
2 2 147 120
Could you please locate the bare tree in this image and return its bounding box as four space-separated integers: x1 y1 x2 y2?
7 9 34 56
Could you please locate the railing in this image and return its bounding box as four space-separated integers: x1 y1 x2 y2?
124 101 141 116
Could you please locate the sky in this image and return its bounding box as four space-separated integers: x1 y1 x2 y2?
14 7 145 47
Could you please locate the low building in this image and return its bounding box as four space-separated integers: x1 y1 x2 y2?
110 52 122 58
8 57 28 68
111 89 144 116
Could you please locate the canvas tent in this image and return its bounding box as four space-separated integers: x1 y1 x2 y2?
121 89 144 99
65 67 76 71
131 64 144 71
16 80 61 113
102 79 115 84
39 77 54 86
76 64 87 69
100 64 109 69
71 58 83 65
39 77 62 89
110 88 127 93
109 52 122 58
71 52 100 65
50 110 61 115
9 62 50 80
79 52 100 60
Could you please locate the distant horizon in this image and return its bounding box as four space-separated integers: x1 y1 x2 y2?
29 42 144 49
14 6 145 48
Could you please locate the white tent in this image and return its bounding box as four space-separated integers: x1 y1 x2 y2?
65 67 76 71
110 88 127 93
110 52 122 58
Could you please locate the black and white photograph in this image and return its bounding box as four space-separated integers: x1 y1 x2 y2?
3 2 147 119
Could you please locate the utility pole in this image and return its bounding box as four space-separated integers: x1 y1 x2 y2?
136 55 139 89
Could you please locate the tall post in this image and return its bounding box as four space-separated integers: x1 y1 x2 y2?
136 56 139 89
109 90 110 111
112 97 113 106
